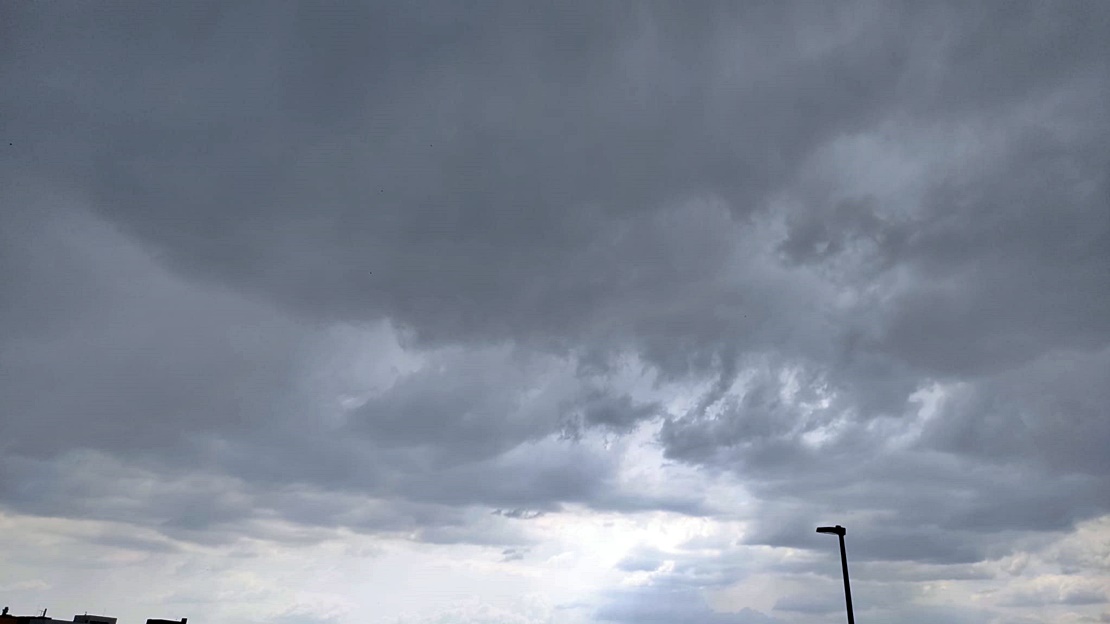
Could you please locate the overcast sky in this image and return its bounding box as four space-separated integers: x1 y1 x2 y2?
2 2 1109 624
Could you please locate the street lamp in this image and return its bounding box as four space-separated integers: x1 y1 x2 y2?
816 525 855 624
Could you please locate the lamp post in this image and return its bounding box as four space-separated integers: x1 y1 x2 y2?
816 525 855 624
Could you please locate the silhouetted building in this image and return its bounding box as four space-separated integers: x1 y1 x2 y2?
0 611 116 624
73 616 116 624
0 608 60 624
146 619 187 624
0 609 68 624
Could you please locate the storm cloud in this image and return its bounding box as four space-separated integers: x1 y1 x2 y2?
2 2 1109 623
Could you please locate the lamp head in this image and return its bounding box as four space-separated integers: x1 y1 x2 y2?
816 525 845 536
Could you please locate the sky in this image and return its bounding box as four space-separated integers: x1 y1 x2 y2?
1 2 1109 623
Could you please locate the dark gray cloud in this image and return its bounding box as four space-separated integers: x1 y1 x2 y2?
2 1 1110 622
0 2 943 352
0 202 317 461
0 196 683 542
920 348 1110 477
